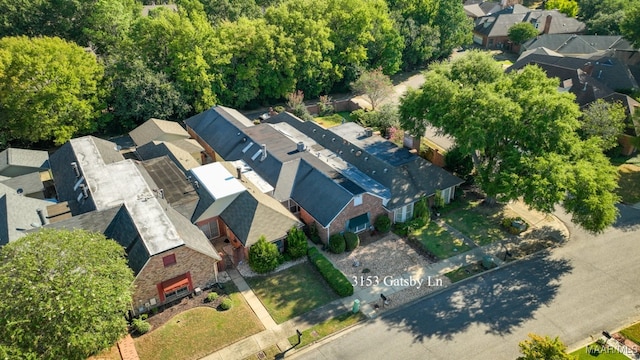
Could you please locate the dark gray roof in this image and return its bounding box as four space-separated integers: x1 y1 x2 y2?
509 53 638 92
474 9 585 38
0 183 53 245
141 156 199 220
136 141 202 173
165 205 221 261
0 148 49 177
522 35 635 55
268 113 464 209
1 172 44 197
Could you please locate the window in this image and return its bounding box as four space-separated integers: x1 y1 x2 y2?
353 194 363 206
199 221 220 239
162 254 176 267
394 202 414 223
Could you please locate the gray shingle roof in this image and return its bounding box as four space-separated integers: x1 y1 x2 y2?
474 9 585 38
0 172 44 197
0 183 53 245
0 148 49 177
522 34 632 55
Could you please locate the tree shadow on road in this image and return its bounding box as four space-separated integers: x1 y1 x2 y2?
612 204 640 232
380 251 572 343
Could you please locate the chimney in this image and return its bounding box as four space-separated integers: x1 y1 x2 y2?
364 128 373 137
582 62 594 76
260 144 267 161
543 15 552 34
296 142 305 152
236 166 242 179
36 209 48 226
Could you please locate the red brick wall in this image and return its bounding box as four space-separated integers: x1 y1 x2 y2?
329 193 388 236
132 246 218 311
187 127 219 161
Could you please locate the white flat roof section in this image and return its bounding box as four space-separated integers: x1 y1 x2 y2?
230 160 274 195
191 162 246 200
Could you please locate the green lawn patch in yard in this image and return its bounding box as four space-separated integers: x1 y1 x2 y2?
411 221 472 259
134 284 264 360
445 262 490 283
336 111 353 122
571 343 630 360
245 262 339 324
621 322 640 346
617 164 640 204
288 312 366 349
443 202 505 246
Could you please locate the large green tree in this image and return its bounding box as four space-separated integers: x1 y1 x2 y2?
197 0 262 25
0 229 134 360
84 0 141 55
621 2 640 48
546 0 579 17
508 23 539 45
578 0 629 35
0 36 104 146
399 51 619 233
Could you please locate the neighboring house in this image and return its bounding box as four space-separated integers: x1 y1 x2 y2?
473 7 585 50
0 183 53 245
185 106 463 243
48 136 221 314
129 118 191 147
521 34 636 57
464 0 503 20
508 52 640 154
0 148 49 177
190 161 302 264
1 172 46 199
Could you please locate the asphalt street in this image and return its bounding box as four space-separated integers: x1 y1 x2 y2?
293 205 640 360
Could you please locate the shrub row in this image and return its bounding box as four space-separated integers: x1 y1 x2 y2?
307 247 354 297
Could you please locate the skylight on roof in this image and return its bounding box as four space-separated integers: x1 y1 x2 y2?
251 149 262 161
242 141 254 153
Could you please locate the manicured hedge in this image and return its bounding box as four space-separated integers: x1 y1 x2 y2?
329 233 346 254
307 247 354 297
344 232 359 251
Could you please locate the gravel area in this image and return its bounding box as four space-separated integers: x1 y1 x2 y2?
322 233 450 308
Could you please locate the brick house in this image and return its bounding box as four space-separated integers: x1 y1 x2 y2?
48 136 221 314
185 106 463 243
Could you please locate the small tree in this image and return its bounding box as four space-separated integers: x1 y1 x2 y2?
248 236 281 273
329 233 346 254
317 95 334 116
581 99 626 150
286 226 308 259
508 23 539 45
351 68 394 111
286 90 312 121
413 197 430 220
374 214 391 233
517 333 573 360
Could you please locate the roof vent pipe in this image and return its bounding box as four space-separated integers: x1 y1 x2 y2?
71 162 80 178
297 142 305 152
36 209 48 225
236 166 242 179
260 144 267 161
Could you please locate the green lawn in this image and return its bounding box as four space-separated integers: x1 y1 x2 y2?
411 221 472 259
314 111 353 128
134 283 264 360
443 202 505 246
617 164 640 204
444 262 488 283
288 312 366 349
245 262 339 324
571 343 630 360
621 321 640 346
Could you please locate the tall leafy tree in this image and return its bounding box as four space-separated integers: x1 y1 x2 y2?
213 18 296 107
197 0 262 25
131 1 224 112
621 2 640 48
546 0 579 17
366 1 405 75
105 57 191 131
580 99 626 150
399 51 619 233
0 36 104 146
578 0 629 35
84 0 141 55
0 229 134 360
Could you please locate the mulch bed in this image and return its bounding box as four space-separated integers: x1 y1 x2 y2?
140 288 229 331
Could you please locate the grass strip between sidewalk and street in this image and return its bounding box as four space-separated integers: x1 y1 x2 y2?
288 311 367 349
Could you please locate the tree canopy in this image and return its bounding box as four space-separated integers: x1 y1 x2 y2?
351 68 395 110
621 2 640 48
399 51 619 233
517 334 573 360
508 23 539 45
546 0 579 17
0 36 104 146
580 99 626 150
0 228 134 360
